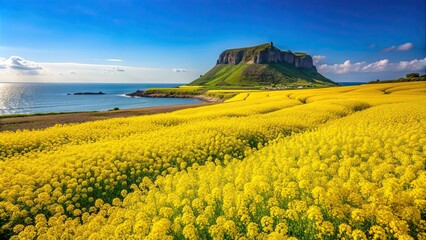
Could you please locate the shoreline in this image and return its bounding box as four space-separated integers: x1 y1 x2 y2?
0 102 213 132
126 90 224 103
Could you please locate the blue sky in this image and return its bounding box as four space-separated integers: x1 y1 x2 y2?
0 0 425 83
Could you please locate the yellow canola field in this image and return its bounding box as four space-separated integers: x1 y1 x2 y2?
0 82 425 239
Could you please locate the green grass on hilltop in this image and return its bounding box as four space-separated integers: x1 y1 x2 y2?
190 63 336 87
294 52 308 57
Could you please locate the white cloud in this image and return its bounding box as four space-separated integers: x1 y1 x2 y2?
395 58 426 71
0 56 45 75
396 42 414 51
0 57 201 83
173 68 189 72
313 55 326 64
0 56 43 74
382 46 397 52
361 59 389 72
106 59 123 62
104 66 125 73
318 57 426 74
381 42 414 52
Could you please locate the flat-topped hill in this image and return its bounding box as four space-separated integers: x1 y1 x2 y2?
190 42 337 87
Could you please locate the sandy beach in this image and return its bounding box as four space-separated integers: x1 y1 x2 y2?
0 102 212 132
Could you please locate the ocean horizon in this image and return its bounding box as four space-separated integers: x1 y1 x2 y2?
0 82 367 115
0 82 201 115
337 82 367 86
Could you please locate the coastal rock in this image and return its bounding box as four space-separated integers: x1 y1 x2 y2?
126 90 146 97
126 90 223 103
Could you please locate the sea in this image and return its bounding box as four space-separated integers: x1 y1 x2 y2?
337 82 366 86
0 83 201 115
0 82 367 115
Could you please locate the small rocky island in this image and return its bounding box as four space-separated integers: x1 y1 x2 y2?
69 92 105 95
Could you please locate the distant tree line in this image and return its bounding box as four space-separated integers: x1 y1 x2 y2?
369 72 426 84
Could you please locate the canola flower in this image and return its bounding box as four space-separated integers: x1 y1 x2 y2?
0 82 425 239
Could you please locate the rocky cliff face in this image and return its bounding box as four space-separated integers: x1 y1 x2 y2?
216 42 314 69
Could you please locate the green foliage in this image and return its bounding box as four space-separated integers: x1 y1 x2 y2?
368 73 426 84
406 72 420 78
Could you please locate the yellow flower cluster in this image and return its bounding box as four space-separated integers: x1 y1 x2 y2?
0 82 425 239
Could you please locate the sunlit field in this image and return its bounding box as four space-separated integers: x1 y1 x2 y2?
1 82 425 239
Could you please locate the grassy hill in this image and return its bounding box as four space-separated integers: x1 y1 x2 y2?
190 62 336 87
189 42 337 87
